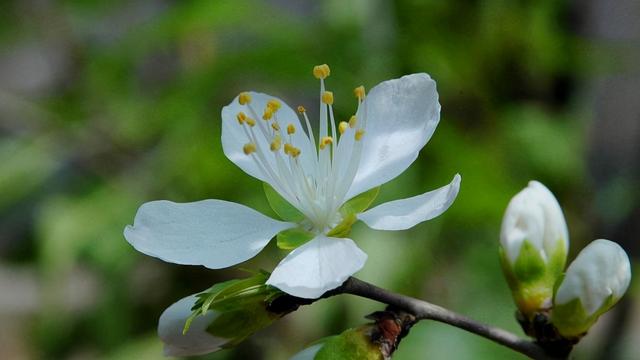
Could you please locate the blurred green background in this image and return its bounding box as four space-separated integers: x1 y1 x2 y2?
1 0 638 359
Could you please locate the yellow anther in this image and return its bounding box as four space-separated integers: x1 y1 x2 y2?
297 105 306 113
284 143 294 155
354 86 365 100
355 129 365 141
322 91 334 105
245 117 256 127
348 115 357 128
271 122 280 131
236 112 247 124
267 99 281 112
270 135 282 151
338 121 348 135
243 143 256 155
290 147 301 158
287 124 296 135
319 136 333 150
239 92 252 105
313 64 331 79
262 107 274 120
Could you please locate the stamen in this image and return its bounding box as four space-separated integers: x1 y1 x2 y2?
290 147 301 158
349 115 357 128
237 112 247 124
239 92 252 105
297 105 306 113
243 142 256 155
355 129 365 141
319 136 333 150
284 143 294 155
287 124 296 135
245 117 256 127
270 135 282 151
271 122 280 131
262 107 274 120
313 64 330 79
338 121 348 135
267 99 281 111
354 86 365 101
321 91 334 105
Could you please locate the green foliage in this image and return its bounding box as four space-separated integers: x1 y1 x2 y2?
315 327 383 360
184 272 282 334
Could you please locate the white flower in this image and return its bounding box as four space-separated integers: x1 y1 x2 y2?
499 181 569 315
552 239 631 336
125 65 461 299
500 181 569 266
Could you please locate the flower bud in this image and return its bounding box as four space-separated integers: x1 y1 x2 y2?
158 273 286 356
499 181 569 317
551 239 631 337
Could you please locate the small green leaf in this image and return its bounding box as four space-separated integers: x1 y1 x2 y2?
263 183 305 221
315 327 383 360
326 213 357 238
276 227 314 250
340 187 380 215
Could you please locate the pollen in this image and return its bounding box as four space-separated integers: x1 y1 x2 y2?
267 99 281 111
245 117 256 127
238 92 252 105
236 111 247 124
348 115 357 128
271 122 280 131
321 91 334 105
287 123 296 135
243 142 256 155
319 136 333 150
290 147 301 158
313 64 330 80
354 86 365 101
355 129 365 141
262 107 274 120
270 135 282 151
297 105 306 113
284 143 294 155
338 121 348 135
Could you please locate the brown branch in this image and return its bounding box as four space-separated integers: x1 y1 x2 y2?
337 277 557 360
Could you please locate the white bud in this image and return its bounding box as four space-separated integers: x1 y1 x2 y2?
500 181 569 266
158 295 227 357
499 181 569 316
552 239 631 337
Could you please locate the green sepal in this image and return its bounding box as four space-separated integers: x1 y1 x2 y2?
207 301 279 346
263 183 304 222
499 239 567 318
183 271 283 334
551 292 618 337
315 327 383 360
340 187 380 215
326 213 357 238
277 227 314 250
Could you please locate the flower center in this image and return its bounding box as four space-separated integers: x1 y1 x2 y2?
232 64 368 231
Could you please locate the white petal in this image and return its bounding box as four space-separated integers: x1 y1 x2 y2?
221 92 316 187
158 295 226 357
345 73 440 199
124 200 294 269
266 235 367 299
359 174 461 231
555 239 631 315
